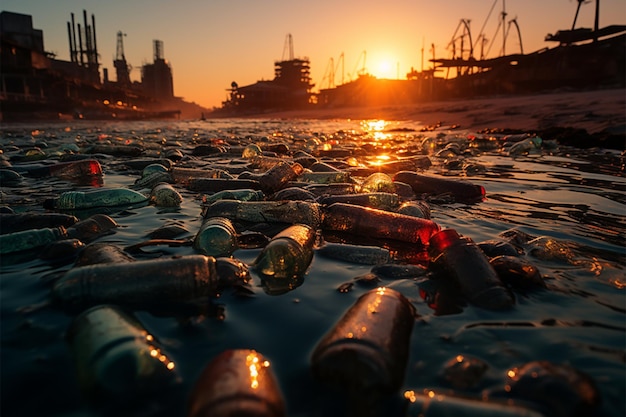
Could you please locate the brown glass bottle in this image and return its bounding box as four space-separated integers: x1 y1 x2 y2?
187 349 286 417
311 287 416 395
52 254 219 313
428 229 515 310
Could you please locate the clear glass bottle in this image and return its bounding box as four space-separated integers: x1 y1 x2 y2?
187 349 285 417
254 224 316 295
46 188 149 210
0 226 68 255
393 171 486 203
66 305 180 405
321 202 440 245
193 217 238 257
428 229 514 310
311 287 416 394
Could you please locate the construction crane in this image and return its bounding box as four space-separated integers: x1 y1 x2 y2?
113 31 131 85
282 33 294 61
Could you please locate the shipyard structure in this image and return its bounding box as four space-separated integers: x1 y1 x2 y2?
219 1 624 115
0 10 187 121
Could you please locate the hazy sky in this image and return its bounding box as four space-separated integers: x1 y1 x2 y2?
3 0 625 109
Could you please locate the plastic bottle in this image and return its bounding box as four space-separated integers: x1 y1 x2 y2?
0 226 68 255
66 305 180 405
393 171 486 203
402 390 545 417
45 188 149 210
316 242 391 265
187 349 285 417
254 224 316 295
204 200 322 228
65 213 118 243
193 217 238 257
311 287 416 395
321 203 441 245
52 254 220 314
428 229 514 310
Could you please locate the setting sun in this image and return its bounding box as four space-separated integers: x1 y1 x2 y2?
374 60 395 79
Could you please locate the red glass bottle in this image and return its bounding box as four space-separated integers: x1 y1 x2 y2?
322 203 440 245
428 229 514 310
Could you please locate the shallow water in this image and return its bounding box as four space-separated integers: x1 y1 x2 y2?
1 119 624 417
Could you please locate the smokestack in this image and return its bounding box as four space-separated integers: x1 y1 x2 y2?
71 13 78 63
66 21 74 63
91 13 99 66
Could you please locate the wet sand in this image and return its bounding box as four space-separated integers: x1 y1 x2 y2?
234 88 626 135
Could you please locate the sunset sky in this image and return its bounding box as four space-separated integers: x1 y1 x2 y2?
3 0 625 109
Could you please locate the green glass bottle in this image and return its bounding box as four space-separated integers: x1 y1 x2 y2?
66 305 180 405
46 188 149 210
202 189 265 205
204 200 322 228
0 226 68 255
193 217 238 257
254 224 316 295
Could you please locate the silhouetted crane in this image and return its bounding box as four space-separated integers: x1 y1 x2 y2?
114 31 131 86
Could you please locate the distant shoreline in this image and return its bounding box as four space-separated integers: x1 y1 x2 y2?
209 87 626 136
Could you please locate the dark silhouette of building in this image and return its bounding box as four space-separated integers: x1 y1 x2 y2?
141 39 174 99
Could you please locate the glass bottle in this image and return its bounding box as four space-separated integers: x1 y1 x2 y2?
193 217 238 257
74 242 136 266
311 287 416 394
204 200 322 228
428 229 514 310
170 166 233 186
12 159 103 179
0 212 78 234
299 171 352 184
187 178 261 193
45 188 149 210
65 213 118 243
395 200 431 219
316 241 391 265
402 390 545 417
187 349 285 417
321 203 440 245
393 171 486 203
66 305 180 405
0 226 68 255
149 182 183 207
240 161 304 194
52 254 219 314
254 224 316 295
359 172 396 193
202 189 265 205
318 192 399 211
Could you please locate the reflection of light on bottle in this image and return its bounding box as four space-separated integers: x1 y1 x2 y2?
66 305 179 405
187 349 285 417
311 287 415 395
